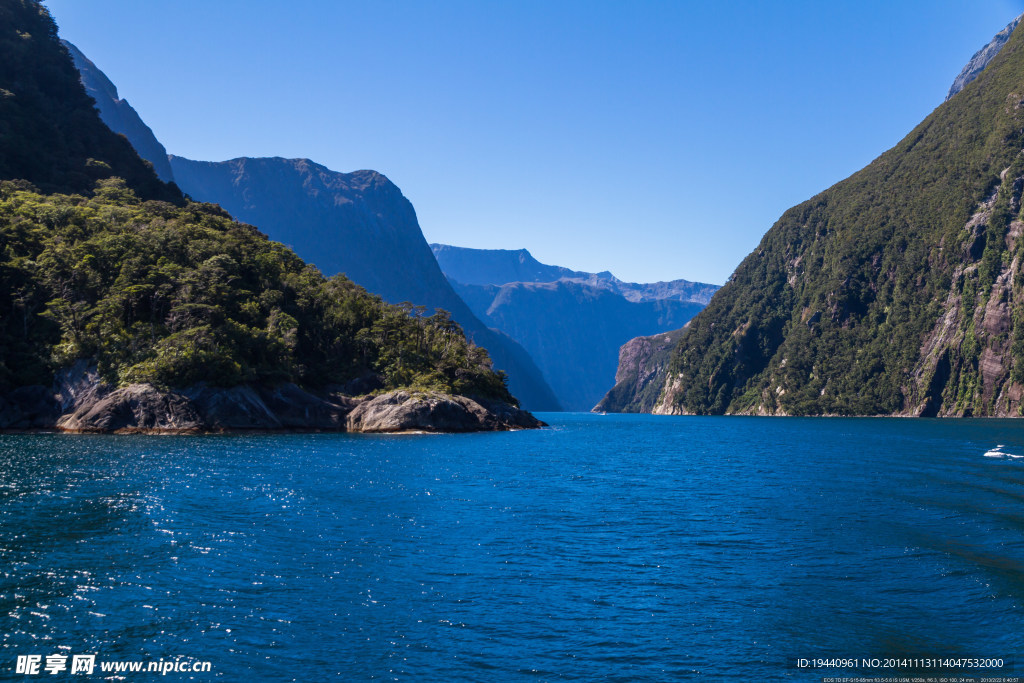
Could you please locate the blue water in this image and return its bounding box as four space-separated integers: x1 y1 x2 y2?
1 414 1024 681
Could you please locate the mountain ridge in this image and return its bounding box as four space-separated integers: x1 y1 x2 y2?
432 243 719 305
946 13 1023 101
0 4 177 202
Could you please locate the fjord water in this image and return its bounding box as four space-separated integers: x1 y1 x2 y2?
1 415 1023 681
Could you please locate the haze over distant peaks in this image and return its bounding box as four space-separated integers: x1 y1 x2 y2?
431 243 717 411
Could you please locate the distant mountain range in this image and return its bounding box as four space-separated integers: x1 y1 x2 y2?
67 43 560 411
432 244 719 304
432 245 717 411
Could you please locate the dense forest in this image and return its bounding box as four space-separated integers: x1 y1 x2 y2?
0 180 515 403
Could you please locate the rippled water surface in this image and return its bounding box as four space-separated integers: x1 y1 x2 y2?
2 414 1024 680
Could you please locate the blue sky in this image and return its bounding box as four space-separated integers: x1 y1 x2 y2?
42 0 1024 285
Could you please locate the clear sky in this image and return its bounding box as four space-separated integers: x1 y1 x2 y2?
41 0 1024 285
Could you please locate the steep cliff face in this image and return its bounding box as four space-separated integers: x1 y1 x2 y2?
168 156 560 411
658 15 1024 417
449 276 705 411
62 40 175 182
593 328 686 413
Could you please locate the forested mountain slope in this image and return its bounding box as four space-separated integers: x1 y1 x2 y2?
657 16 1024 417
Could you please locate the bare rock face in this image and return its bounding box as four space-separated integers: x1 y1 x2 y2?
0 364 541 433
258 384 357 429
346 391 544 433
183 385 283 430
53 381 354 433
594 328 687 413
57 384 204 433
947 14 1023 101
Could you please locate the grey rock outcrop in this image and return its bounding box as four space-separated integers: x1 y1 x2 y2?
594 328 687 413
345 391 543 433
57 384 204 433
946 14 1024 101
0 363 539 433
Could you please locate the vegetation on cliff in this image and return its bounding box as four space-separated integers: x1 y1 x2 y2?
663 20 1024 416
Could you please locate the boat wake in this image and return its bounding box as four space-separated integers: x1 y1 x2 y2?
983 444 1023 458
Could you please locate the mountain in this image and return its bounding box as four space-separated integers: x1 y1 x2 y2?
167 156 560 411
0 2 177 202
651 14 1024 417
450 278 703 411
0 0 538 432
593 328 687 413
432 244 719 304
62 40 175 182
431 244 593 285
431 244 715 410
61 42 560 411
947 14 1023 100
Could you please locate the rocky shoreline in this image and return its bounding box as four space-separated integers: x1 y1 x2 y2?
0 363 544 434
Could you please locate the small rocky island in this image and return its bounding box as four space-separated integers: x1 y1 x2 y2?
0 363 543 434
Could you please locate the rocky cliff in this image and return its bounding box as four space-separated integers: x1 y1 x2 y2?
593 328 686 413
0 362 541 433
655 14 1024 417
